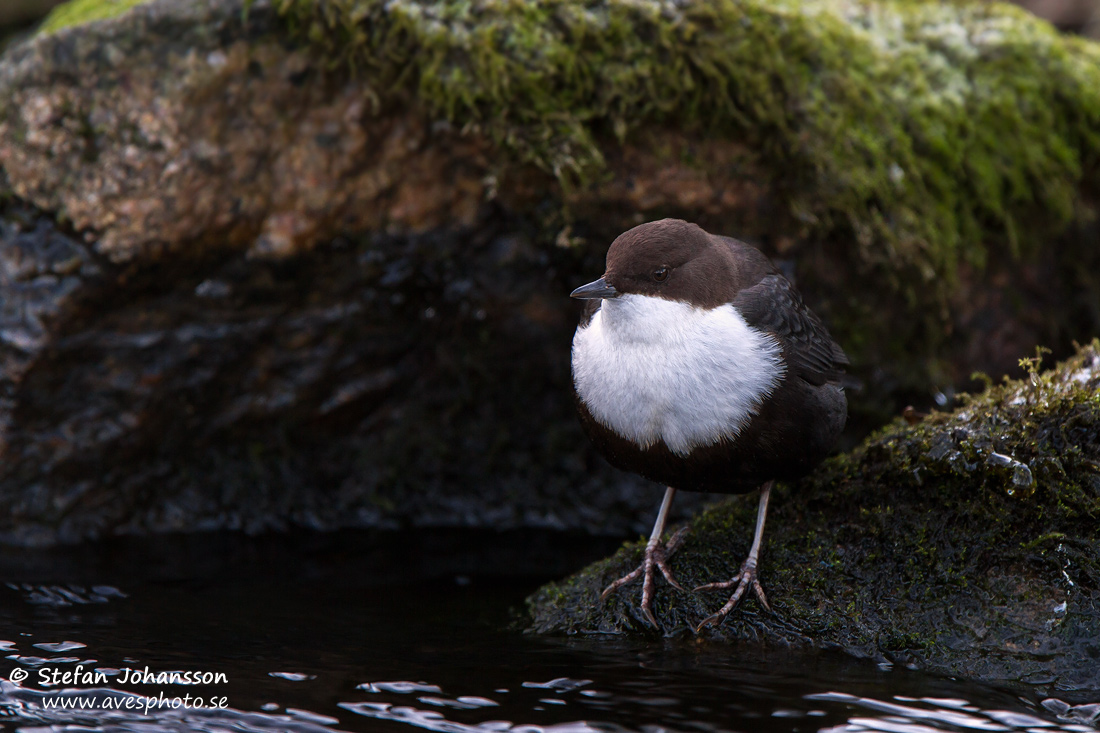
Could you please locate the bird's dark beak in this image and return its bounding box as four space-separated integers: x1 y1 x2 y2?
570 277 619 300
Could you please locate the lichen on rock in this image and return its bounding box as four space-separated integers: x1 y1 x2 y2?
528 341 1100 694
38 0 149 34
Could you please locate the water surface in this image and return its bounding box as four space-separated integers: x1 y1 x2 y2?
0 529 1095 732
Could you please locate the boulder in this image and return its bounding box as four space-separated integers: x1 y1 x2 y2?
0 0 1097 544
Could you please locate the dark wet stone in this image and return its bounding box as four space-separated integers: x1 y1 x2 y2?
0 199 714 545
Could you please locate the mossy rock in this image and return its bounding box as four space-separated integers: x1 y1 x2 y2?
265 0 1100 293
39 0 1100 373
251 0 1100 428
528 341 1100 694
14 0 1100 420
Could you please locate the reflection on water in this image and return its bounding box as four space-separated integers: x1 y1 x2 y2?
0 529 1095 733
0 680 343 731
812 692 1100 732
2 667 1097 733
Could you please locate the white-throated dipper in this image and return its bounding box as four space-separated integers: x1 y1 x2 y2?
570 219 848 629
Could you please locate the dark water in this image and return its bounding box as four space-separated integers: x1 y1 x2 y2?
0 530 1096 733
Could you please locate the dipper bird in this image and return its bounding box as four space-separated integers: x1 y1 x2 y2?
570 219 848 629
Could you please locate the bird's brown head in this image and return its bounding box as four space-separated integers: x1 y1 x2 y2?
571 219 739 309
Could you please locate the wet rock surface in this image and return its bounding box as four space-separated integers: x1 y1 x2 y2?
0 0 501 262
0 200 720 545
529 343 1100 694
0 0 1097 548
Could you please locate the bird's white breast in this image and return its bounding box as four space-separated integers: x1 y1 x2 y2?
571 294 785 457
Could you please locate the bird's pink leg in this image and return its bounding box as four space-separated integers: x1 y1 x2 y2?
601 486 687 628
695 480 774 630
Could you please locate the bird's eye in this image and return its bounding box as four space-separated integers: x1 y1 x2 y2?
652 266 670 283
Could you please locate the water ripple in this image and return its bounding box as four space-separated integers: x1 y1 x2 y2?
810 691 1099 733
32 641 87 652
6 583 126 606
0 681 342 732
521 679 593 693
360 681 444 694
1 650 1096 733
269 672 317 682
1042 699 1100 727
338 701 619 732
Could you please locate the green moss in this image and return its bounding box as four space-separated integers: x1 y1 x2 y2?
38 0 149 34
529 341 1100 688
266 0 1100 302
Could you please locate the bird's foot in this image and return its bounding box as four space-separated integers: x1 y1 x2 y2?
600 527 688 628
693 556 771 631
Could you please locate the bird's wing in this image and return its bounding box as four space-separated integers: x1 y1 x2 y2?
732 274 849 386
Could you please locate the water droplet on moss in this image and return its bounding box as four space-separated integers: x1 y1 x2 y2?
1012 463 1034 491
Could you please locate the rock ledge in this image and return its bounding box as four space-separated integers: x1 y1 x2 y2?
528 342 1100 695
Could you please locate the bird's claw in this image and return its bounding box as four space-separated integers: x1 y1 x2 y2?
693 558 771 632
601 527 689 628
